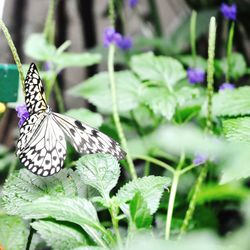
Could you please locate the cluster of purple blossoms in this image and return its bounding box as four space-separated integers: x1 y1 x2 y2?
16 104 29 128
187 68 205 84
103 27 133 51
128 0 138 8
220 3 237 21
193 154 207 166
219 82 235 91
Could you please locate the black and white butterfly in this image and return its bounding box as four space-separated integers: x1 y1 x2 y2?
16 63 126 177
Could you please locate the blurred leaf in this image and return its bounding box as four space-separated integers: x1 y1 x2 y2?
116 176 170 214
196 184 250 204
16 196 110 246
0 215 28 250
64 108 103 128
0 154 14 171
1 169 86 214
223 117 250 143
202 87 250 117
142 86 176 120
76 154 120 199
131 52 186 88
130 192 153 229
53 52 101 71
178 55 207 70
69 71 142 113
31 220 87 250
25 33 56 61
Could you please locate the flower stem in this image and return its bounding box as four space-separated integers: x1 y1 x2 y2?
226 21 235 83
190 10 197 66
0 19 24 90
43 0 55 43
179 17 216 238
144 161 150 176
109 206 122 249
165 152 185 240
108 44 137 180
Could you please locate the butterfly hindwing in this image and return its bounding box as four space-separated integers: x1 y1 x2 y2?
18 115 66 176
24 63 47 114
52 112 126 160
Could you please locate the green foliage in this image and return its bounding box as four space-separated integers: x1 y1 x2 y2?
129 192 153 229
0 215 29 250
31 220 87 250
116 176 170 214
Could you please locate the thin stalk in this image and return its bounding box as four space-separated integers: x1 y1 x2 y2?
43 0 55 43
144 161 150 176
109 207 122 249
165 152 185 240
54 80 65 113
226 21 235 82
180 164 196 175
108 44 137 180
132 154 175 173
0 19 24 90
179 17 216 238
190 10 197 66
8 157 18 177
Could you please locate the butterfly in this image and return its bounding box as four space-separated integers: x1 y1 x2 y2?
16 63 126 177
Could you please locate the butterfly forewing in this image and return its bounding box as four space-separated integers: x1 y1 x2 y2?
24 63 47 114
52 112 126 160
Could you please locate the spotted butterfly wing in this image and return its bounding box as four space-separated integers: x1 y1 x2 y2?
16 63 126 176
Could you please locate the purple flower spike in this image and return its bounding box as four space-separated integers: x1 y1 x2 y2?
220 3 237 21
187 68 205 84
129 0 138 8
103 27 122 48
193 154 207 166
116 36 133 51
219 82 235 91
16 104 29 128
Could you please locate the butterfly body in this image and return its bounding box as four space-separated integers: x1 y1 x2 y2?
16 63 126 177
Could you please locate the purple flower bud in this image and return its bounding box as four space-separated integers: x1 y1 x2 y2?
16 104 29 128
103 27 122 48
193 154 207 166
187 68 205 84
219 82 235 91
43 61 53 71
129 0 138 8
116 36 133 51
220 3 237 21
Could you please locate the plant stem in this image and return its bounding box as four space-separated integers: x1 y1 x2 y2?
43 0 55 43
190 10 197 66
0 19 24 89
144 161 150 176
180 164 196 175
108 44 137 180
226 21 235 82
109 207 122 249
54 80 65 113
179 17 216 238
8 157 18 178
132 154 175 173
165 152 185 240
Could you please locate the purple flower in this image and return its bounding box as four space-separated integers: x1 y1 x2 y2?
193 154 207 166
187 68 205 84
129 0 138 8
219 82 235 91
43 61 53 71
103 27 122 48
16 104 29 128
116 36 133 51
220 3 237 21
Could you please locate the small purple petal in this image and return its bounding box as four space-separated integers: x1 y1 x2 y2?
193 154 207 166
16 104 29 128
103 27 122 47
219 82 235 91
43 61 53 71
116 36 133 51
187 68 205 84
129 0 138 8
220 3 237 21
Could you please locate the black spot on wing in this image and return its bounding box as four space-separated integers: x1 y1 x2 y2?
75 120 86 131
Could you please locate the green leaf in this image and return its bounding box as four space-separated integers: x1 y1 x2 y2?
141 87 176 120
130 52 186 88
223 117 250 143
64 108 103 128
116 176 170 214
130 192 153 229
0 215 29 250
1 169 86 214
17 196 111 246
178 55 207 70
31 220 87 250
53 52 101 71
24 33 56 61
69 71 142 113
203 86 250 117
76 154 120 200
